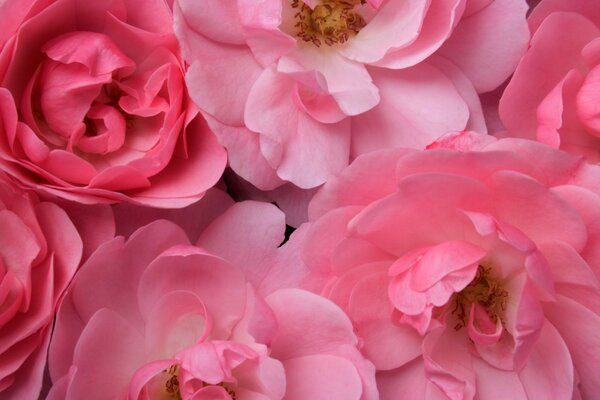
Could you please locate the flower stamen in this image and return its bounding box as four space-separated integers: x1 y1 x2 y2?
291 0 366 47
452 265 508 330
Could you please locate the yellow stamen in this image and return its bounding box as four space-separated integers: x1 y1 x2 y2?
291 0 366 47
452 265 508 331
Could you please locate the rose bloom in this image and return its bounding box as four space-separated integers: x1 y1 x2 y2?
500 0 600 162
47 204 378 400
0 172 83 399
0 0 226 207
280 131 600 399
174 0 529 191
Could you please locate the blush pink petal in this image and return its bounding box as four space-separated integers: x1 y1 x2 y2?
552 185 600 275
488 170 588 252
426 55 487 134
528 0 600 32
184 44 262 126
356 318 422 371
500 12 600 139
422 328 476 400
196 201 285 289
48 220 189 381
204 118 285 190
518 322 574 399
137 249 247 338
544 295 600 398
281 49 380 116
282 355 363 400
308 148 408 219
377 359 428 400
174 0 246 45
470 358 527 400
438 0 529 93
351 63 470 155
372 0 465 69
245 67 351 188
144 290 212 360
302 206 362 275
66 308 145 400
266 289 357 360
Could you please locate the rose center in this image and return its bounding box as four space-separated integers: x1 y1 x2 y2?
159 364 238 400
451 265 508 330
163 365 182 399
291 0 366 47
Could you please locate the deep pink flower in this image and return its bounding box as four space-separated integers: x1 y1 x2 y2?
0 173 83 399
281 131 600 399
500 0 600 162
48 206 378 399
0 0 226 207
175 0 529 190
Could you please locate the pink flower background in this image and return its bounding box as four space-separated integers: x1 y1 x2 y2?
0 0 599 399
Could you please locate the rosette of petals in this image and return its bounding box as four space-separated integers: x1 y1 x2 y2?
175 0 529 191
0 173 84 399
47 212 378 400
500 0 600 162
0 0 226 207
280 131 600 399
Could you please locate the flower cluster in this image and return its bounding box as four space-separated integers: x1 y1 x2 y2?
0 0 599 399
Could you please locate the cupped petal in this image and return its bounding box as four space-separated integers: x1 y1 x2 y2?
138 249 247 338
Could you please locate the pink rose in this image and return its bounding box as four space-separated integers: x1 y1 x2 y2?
175 0 529 191
500 0 600 162
281 132 600 399
48 208 378 399
0 0 226 207
0 173 82 399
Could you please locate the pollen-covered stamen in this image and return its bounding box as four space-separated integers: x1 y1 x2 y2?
452 265 508 331
291 0 366 47
163 364 182 400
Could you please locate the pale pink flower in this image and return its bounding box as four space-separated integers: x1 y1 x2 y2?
500 0 600 162
281 131 600 399
0 0 226 207
175 0 529 191
48 206 378 399
0 173 83 399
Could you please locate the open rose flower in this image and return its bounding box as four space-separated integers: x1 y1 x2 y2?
175 0 528 191
0 0 226 207
280 131 600 399
48 211 378 399
500 0 600 162
0 173 83 399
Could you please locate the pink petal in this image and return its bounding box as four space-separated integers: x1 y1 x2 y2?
438 0 529 93
500 12 600 138
66 309 145 400
518 321 574 399
196 201 285 289
544 295 600 398
282 355 362 400
351 63 470 155
266 289 357 360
